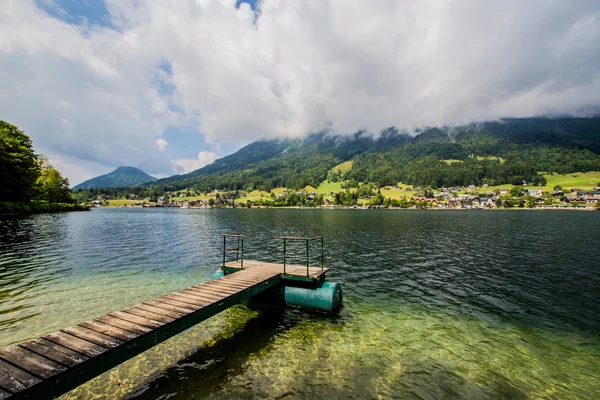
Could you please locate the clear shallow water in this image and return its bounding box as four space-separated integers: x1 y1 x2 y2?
0 208 599 399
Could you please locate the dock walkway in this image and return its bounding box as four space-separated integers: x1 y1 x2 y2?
0 262 327 399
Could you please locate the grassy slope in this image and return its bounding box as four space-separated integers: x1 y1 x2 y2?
543 172 600 190
441 159 463 165
332 161 353 174
104 199 153 206
315 181 344 194
441 156 505 165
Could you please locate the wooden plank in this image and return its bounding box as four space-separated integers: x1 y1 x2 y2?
191 285 240 297
219 271 275 280
43 331 107 358
203 279 253 288
219 278 274 287
145 300 194 316
186 287 234 299
0 387 11 399
162 293 208 308
62 326 123 350
0 346 67 380
167 292 212 307
206 279 254 288
191 283 241 294
202 282 248 292
133 302 184 319
79 320 140 342
20 339 88 368
94 316 152 335
209 278 257 287
181 289 229 303
122 307 176 324
176 289 227 303
189 285 237 298
155 296 201 311
109 311 165 329
133 303 182 320
0 359 41 394
186 286 235 299
212 282 254 292
221 273 276 282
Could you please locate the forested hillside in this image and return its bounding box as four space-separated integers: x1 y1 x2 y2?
79 117 600 198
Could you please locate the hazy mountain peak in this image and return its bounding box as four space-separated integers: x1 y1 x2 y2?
73 166 156 190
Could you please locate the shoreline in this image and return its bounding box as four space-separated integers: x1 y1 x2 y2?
0 202 91 216
92 205 599 211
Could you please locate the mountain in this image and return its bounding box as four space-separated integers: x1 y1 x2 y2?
149 116 600 191
73 166 157 190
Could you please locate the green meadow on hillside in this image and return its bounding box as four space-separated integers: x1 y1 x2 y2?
543 172 600 190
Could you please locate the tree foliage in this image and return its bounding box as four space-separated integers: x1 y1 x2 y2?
0 121 40 202
0 120 73 205
36 156 73 203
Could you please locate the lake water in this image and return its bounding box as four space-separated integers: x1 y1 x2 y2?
0 208 599 399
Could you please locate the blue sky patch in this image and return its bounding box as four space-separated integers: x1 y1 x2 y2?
236 0 258 11
34 0 115 28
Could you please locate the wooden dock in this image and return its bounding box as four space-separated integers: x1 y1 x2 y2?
0 262 327 399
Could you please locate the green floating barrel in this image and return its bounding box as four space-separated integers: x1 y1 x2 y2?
284 281 343 313
209 269 342 313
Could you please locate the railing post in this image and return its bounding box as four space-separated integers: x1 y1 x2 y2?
321 236 324 270
240 236 244 269
222 235 226 268
306 238 309 277
283 238 287 275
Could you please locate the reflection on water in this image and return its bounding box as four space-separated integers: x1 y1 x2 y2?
1 209 599 399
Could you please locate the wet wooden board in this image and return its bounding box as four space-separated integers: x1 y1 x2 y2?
94 316 152 335
109 310 164 329
79 321 139 342
127 304 180 322
43 332 107 358
0 264 291 399
19 339 88 368
166 293 210 307
0 359 40 394
62 327 123 350
0 347 66 380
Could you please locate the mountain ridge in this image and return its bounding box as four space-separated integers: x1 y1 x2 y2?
147 116 600 191
73 166 157 190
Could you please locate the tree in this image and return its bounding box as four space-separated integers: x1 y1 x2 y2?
532 175 547 186
510 187 525 197
35 156 73 203
0 121 40 202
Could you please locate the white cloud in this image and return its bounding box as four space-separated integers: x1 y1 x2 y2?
156 138 168 151
175 151 218 173
1 0 599 182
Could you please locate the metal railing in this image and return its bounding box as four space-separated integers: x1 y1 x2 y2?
280 236 324 277
222 233 246 269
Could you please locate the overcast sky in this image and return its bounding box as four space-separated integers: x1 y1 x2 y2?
1 0 599 184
